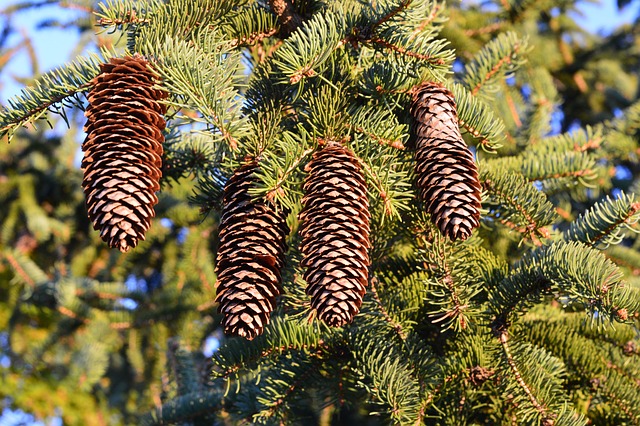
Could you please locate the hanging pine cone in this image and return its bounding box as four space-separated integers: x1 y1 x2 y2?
299 142 371 327
215 163 289 340
81 55 167 252
410 82 482 241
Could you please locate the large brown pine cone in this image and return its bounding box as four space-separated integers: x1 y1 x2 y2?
215 163 289 340
411 82 482 241
82 55 167 252
299 142 371 327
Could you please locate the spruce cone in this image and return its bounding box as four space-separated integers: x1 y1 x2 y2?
81 55 167 252
215 163 289 340
411 82 481 241
299 142 371 327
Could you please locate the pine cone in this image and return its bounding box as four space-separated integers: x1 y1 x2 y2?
299 142 371 327
411 82 481 241
215 163 289 340
82 55 167 252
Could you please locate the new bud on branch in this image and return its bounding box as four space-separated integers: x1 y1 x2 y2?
215 163 289 340
411 82 482 241
299 142 371 327
81 55 167 252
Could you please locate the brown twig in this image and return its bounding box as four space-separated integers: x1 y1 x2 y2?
464 22 505 37
370 276 407 340
470 42 523 96
499 331 555 423
370 36 446 66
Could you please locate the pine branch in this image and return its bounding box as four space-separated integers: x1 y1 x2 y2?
448 81 506 152
139 32 248 150
462 31 529 97
524 317 640 424
490 241 634 324
480 166 557 244
212 317 329 381
487 151 598 195
0 51 112 141
348 331 425 424
564 193 640 249
496 332 560 425
272 11 348 86
139 389 223 426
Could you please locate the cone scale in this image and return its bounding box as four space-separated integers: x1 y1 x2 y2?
410 82 482 241
81 55 167 252
215 163 289 340
299 142 371 327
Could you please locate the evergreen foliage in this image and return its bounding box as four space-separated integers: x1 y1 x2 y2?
1 0 640 425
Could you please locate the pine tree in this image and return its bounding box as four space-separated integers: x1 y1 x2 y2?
1 1 640 425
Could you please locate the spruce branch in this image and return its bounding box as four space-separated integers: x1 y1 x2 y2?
529 125 604 155
462 31 529 97
140 33 248 150
254 355 323 421
368 0 447 41
212 317 329 381
606 244 640 275
353 144 413 219
368 0 412 31
0 51 112 141
497 332 556 424
350 123 405 149
250 129 314 211
525 317 640 424
348 103 408 150
463 21 505 37
448 82 506 152
480 167 557 244
139 389 223 426
94 0 157 30
272 11 348 87
417 233 484 332
368 34 451 67
2 249 48 287
518 68 559 145
349 332 424 424
487 151 598 195
563 193 640 249
369 276 408 340
490 241 635 324
222 5 280 47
